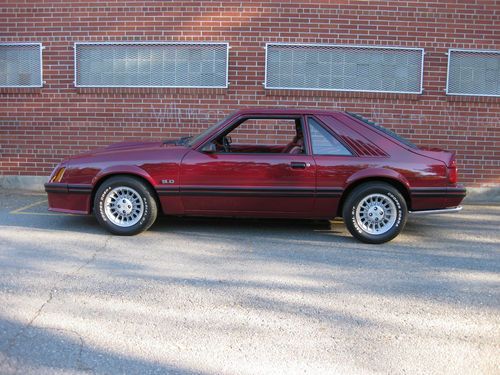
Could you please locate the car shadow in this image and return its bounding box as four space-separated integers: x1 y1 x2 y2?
2 204 499 249
1 195 356 242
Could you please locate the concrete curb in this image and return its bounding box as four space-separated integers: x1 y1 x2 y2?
1 175 499 202
462 186 500 203
0 175 49 192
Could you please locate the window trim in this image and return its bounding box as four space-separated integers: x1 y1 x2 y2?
73 41 230 88
0 42 44 88
305 116 355 157
445 48 500 97
199 115 310 155
264 42 425 94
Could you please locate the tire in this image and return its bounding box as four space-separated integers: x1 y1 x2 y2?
93 176 158 235
342 182 407 244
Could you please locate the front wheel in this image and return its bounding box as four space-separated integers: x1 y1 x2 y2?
343 182 407 244
94 176 158 235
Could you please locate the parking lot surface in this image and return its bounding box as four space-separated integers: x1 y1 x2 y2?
0 190 499 375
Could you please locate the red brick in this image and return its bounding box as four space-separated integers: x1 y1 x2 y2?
0 0 499 186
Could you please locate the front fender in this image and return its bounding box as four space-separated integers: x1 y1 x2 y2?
92 165 156 187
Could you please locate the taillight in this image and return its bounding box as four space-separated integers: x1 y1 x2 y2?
50 167 66 183
448 159 457 184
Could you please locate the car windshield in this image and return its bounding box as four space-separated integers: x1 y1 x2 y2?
346 112 418 149
185 113 234 147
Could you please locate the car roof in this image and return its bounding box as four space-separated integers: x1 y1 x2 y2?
231 108 343 116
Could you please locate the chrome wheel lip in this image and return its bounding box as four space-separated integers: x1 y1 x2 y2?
355 193 397 235
104 186 144 227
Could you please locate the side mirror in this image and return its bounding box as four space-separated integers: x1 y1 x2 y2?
201 142 217 153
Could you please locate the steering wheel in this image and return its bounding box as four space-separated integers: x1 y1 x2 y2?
222 136 231 153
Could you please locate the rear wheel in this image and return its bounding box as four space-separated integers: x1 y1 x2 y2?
94 176 158 235
343 182 407 244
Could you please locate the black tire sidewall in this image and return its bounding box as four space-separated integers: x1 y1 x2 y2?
94 176 157 235
343 183 407 244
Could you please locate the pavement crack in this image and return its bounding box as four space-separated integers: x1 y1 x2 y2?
0 236 112 371
49 327 95 374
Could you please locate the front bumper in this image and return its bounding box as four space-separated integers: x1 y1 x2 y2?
44 182 93 214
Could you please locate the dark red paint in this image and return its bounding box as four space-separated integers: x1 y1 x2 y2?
45 108 466 218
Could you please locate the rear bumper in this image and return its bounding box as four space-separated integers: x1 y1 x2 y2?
44 182 92 214
410 186 466 211
409 206 463 215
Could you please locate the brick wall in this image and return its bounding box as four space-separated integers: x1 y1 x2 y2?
0 0 498 186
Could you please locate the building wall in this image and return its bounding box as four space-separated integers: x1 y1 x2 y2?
0 0 498 187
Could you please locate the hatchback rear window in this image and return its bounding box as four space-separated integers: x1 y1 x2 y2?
346 112 418 149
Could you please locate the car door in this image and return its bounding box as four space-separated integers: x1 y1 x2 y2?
179 116 316 216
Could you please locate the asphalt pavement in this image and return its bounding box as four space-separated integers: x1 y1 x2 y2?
0 190 499 375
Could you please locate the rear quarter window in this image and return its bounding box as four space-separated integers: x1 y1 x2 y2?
308 117 352 156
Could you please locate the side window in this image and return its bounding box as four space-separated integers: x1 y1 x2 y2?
210 117 306 154
308 117 352 156
229 118 297 146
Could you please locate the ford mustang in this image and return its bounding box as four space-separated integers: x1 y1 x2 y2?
45 108 465 243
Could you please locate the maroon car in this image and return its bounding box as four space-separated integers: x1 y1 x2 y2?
45 108 465 243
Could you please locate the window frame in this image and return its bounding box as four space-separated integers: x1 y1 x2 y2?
199 115 311 155
445 48 500 97
305 116 355 157
73 41 230 89
264 42 425 94
0 42 44 88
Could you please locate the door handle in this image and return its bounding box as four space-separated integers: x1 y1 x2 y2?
290 161 310 169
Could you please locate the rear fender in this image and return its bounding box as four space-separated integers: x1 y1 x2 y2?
345 168 410 190
335 168 412 216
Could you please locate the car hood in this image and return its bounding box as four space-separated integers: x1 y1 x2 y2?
104 140 165 151
65 140 187 162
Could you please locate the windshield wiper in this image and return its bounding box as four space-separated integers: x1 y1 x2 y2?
163 136 192 145
177 136 192 145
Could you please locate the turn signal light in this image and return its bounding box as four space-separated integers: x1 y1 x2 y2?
51 167 66 183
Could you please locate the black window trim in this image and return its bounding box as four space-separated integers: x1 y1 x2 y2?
198 115 311 156
305 116 356 157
